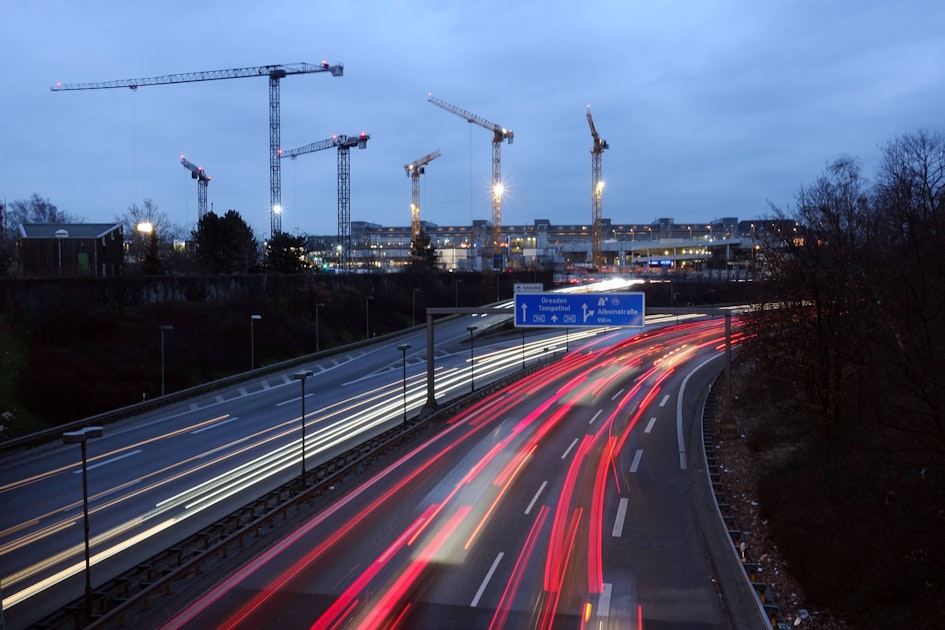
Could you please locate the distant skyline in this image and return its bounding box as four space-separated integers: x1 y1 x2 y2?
3 1 944 238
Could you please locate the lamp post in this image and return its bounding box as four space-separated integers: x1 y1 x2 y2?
365 296 374 340
396 344 411 425
412 288 420 326
159 325 173 396
55 228 68 276
62 425 104 621
454 279 462 308
250 314 261 370
292 369 314 483
315 303 324 353
466 326 477 393
521 328 526 369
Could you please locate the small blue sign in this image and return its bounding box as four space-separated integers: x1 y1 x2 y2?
514 292 645 328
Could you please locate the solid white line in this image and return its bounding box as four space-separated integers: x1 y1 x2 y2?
612 497 629 537
471 552 504 607
659 394 670 407
598 582 613 616
191 416 239 434
261 380 271 390
215 395 224 403
677 353 724 470
238 387 248 396
644 417 657 433
610 388 625 401
82 450 141 472
561 437 579 459
589 409 603 425
525 481 548 515
629 449 643 473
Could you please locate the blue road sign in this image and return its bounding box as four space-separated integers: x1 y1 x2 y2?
514 292 645 328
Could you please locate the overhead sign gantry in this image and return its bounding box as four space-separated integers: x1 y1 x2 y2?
513 292 645 328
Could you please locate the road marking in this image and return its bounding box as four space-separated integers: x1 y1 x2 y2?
598 582 612 616
276 393 312 407
191 416 239 434
561 438 579 459
610 388 625 401
215 395 224 403
659 394 670 407
525 481 547 515
261 380 271 390
189 403 199 411
629 449 643 473
644 416 657 433
238 387 248 396
471 552 504 607
82 450 141 472
677 353 725 470
589 409 603 425
612 498 629 537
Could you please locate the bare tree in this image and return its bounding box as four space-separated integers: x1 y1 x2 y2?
871 130 945 463
117 199 188 274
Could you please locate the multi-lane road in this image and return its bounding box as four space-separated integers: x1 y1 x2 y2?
156 317 748 629
0 305 624 627
0 304 759 629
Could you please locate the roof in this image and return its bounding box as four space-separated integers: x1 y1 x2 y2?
18 223 122 239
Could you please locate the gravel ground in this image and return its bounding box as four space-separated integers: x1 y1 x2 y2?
712 366 848 630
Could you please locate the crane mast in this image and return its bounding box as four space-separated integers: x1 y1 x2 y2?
587 106 609 268
53 61 343 237
404 149 441 239
427 94 513 265
180 155 211 221
281 133 369 273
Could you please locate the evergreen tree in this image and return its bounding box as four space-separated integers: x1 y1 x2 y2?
406 227 439 272
265 231 308 273
192 210 259 274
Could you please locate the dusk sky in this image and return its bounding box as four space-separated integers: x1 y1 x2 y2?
3 1 944 239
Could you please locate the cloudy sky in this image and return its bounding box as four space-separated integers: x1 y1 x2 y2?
3 1 943 238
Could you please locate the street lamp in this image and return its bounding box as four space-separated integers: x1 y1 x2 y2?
365 296 374 339
396 344 411 425
250 314 262 370
315 303 324 353
55 228 68 276
62 425 104 621
292 369 314 483
412 288 420 326
159 325 173 396
466 326 477 393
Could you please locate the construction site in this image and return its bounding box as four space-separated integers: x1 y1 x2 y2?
43 60 770 278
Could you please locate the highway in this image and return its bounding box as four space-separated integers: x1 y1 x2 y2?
1 301 693 629
152 317 740 629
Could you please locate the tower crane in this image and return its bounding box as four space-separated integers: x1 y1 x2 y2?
586 105 609 268
427 94 513 264
281 133 369 273
179 155 211 221
52 61 344 237
404 149 441 239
